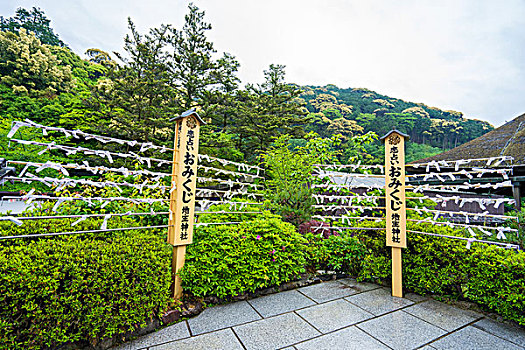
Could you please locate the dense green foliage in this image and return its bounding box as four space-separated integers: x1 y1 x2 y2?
181 217 308 298
0 226 171 349
300 85 494 163
0 29 72 95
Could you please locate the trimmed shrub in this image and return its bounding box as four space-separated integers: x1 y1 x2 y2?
0 229 171 349
180 217 307 298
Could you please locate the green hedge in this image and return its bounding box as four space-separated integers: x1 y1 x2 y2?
357 222 525 325
180 217 307 298
0 230 171 349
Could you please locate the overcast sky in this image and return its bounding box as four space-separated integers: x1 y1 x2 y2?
2 0 525 127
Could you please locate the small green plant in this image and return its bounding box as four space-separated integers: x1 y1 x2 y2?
322 234 368 275
261 132 341 226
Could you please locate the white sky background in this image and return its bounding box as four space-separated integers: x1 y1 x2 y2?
2 0 525 127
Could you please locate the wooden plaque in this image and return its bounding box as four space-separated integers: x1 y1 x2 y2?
384 131 407 248
167 114 201 246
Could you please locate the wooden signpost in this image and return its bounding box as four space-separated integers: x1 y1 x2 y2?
168 109 205 300
381 129 409 298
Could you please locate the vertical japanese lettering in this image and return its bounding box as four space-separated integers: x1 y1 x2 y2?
385 132 406 248
169 114 200 246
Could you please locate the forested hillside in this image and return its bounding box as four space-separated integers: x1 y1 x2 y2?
299 85 493 162
0 6 494 166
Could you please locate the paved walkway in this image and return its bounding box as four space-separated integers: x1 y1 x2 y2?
113 279 525 350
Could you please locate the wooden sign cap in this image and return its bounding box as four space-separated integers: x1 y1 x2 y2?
380 129 410 142
170 108 207 124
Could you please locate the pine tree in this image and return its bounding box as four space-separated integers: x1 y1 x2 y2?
93 19 176 143
167 3 240 112
234 64 310 157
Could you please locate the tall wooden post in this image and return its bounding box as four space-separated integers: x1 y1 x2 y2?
381 130 409 298
168 109 205 300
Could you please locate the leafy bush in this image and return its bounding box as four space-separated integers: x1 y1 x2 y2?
180 217 307 298
0 228 172 349
321 234 367 275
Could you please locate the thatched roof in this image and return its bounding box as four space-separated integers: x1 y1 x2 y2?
415 113 525 165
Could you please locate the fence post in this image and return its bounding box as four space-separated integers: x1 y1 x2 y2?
381 129 409 298
168 109 205 300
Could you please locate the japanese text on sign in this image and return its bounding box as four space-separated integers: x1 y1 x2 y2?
169 115 200 246
179 126 196 241
385 133 407 248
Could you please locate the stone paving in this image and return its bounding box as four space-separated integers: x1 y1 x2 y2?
112 279 525 350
